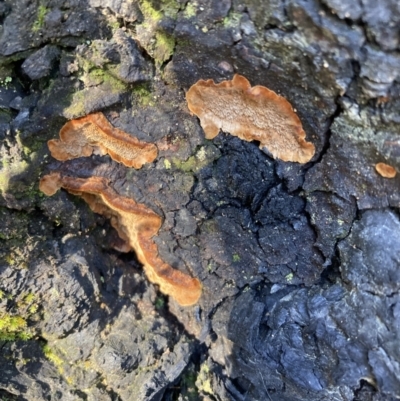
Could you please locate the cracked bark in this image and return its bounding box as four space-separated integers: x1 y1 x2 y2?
0 0 399 400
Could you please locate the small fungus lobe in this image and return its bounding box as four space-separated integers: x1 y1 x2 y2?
48 112 158 168
375 162 397 178
39 173 202 306
186 74 315 163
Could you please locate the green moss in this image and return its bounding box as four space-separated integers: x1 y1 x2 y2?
0 286 40 342
172 144 221 173
164 159 171 169
137 0 179 65
87 68 127 92
139 0 180 21
223 11 242 28
285 272 294 282
0 76 12 89
4 255 15 266
63 90 86 119
0 313 32 341
132 83 155 107
108 19 121 33
154 31 175 63
22 293 35 305
63 64 128 118
232 253 241 263
184 3 197 18
32 5 49 32
140 0 163 22
0 133 44 207
206 260 217 272
28 304 39 314
43 344 65 372
154 296 165 309
172 155 197 172
202 220 218 234
181 370 199 400
196 362 213 395
0 159 29 194
63 57 128 118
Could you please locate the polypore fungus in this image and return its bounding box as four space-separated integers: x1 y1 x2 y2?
375 162 397 178
186 74 315 163
48 112 158 168
39 173 202 306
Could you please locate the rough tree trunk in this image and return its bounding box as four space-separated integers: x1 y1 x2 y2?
0 0 399 400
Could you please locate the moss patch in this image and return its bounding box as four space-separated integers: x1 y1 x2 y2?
232 253 241 263
132 83 155 107
180 369 199 400
0 76 12 89
0 159 29 194
63 65 127 119
196 362 213 395
172 144 221 173
285 272 294 282
183 3 197 18
43 345 65 372
0 126 47 208
32 5 49 32
154 31 175 64
0 290 40 342
163 159 172 169
0 314 32 341
223 11 242 28
136 0 180 65
63 90 86 119
82 67 127 92
139 0 180 21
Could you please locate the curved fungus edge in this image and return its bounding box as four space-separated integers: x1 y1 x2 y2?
48 112 158 169
39 173 202 306
186 73 315 164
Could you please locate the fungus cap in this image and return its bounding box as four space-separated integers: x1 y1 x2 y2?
186 74 315 163
375 162 397 178
48 112 158 168
39 173 202 306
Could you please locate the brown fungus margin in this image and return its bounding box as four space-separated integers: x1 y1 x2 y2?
48 112 158 168
186 74 315 163
39 173 202 306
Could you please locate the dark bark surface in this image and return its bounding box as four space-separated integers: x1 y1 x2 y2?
0 0 399 400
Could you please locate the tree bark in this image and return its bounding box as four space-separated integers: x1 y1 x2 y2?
0 0 399 400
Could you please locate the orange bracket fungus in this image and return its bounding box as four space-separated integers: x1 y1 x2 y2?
186 74 315 163
39 173 202 306
48 112 158 168
375 162 397 178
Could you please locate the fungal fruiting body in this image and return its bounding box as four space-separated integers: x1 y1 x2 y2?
48 112 158 168
39 173 202 306
186 74 315 163
375 162 397 178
